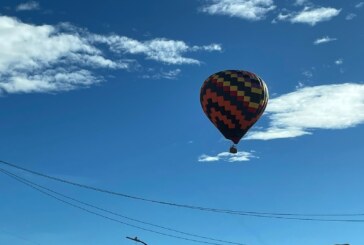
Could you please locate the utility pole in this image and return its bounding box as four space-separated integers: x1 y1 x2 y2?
126 236 148 245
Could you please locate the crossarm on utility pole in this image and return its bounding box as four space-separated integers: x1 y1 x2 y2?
126 236 148 245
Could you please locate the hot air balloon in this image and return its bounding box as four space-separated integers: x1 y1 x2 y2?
200 70 268 153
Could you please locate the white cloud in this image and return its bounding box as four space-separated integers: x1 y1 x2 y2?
295 81 305 89
198 154 220 162
247 127 310 140
247 83 364 140
198 151 256 162
302 70 313 78
141 68 181 80
355 2 364 8
276 13 291 21
191 44 223 52
276 7 341 26
290 7 341 25
156 69 181 79
16 1 39 11
0 16 221 94
313 36 337 45
91 35 221 65
335 59 343 65
201 0 276 21
346 13 357 20
0 69 101 93
294 0 308 6
0 16 123 94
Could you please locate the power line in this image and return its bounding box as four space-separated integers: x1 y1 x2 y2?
0 168 245 245
0 167 243 245
0 228 42 245
2 159 364 222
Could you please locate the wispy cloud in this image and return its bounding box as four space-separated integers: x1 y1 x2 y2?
16 1 39 11
302 70 313 78
355 2 364 8
0 16 221 94
201 0 276 21
294 0 308 6
295 82 305 89
313 36 337 45
91 35 221 65
335 59 343 65
291 7 341 25
346 13 357 20
0 69 103 94
198 151 256 162
154 69 181 80
247 83 364 140
141 68 181 80
276 7 341 26
273 12 291 22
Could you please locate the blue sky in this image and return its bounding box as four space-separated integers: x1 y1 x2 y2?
0 0 364 244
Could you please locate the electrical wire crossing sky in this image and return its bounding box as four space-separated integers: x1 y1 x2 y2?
0 0 363 245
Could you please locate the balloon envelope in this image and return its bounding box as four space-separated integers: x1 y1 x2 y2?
200 70 268 144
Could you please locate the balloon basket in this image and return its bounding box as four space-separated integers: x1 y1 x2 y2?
229 145 237 154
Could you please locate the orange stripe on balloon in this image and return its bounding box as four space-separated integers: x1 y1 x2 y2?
209 108 235 129
201 89 251 129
